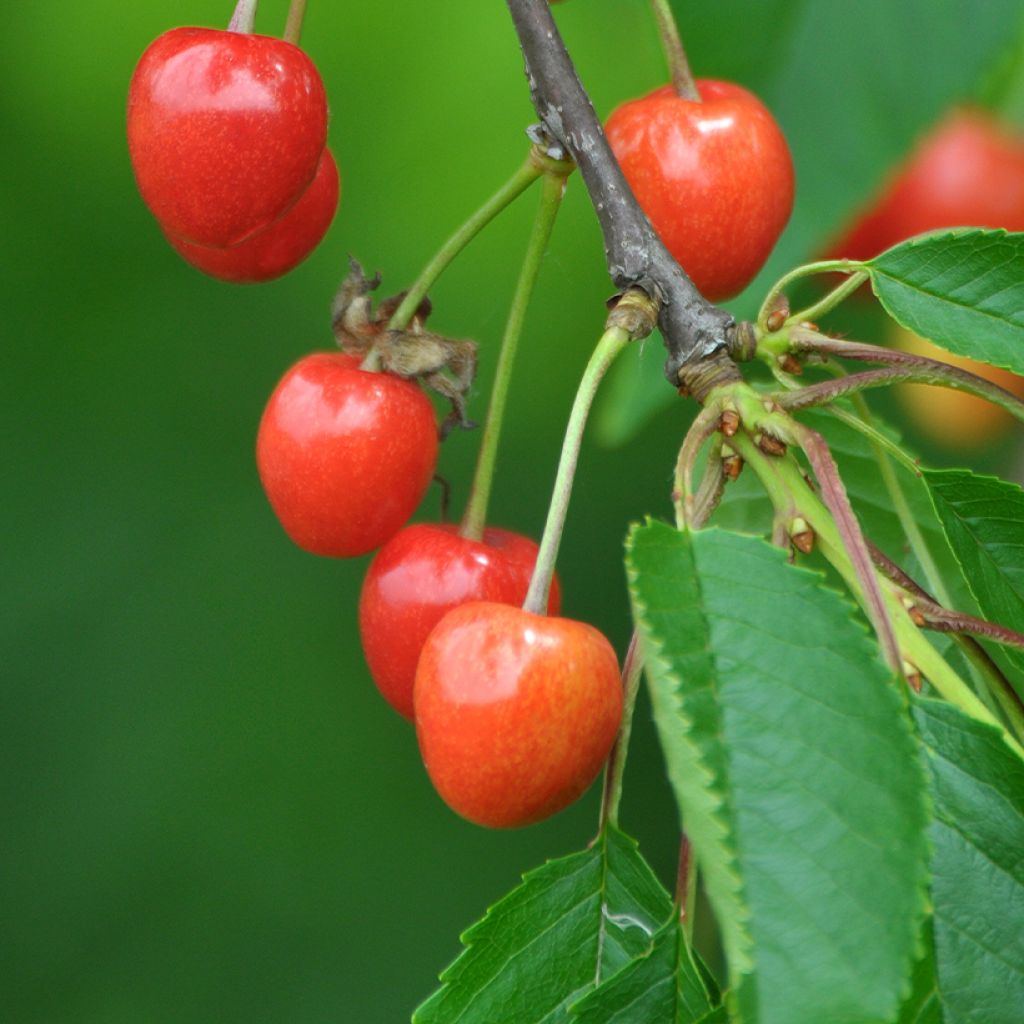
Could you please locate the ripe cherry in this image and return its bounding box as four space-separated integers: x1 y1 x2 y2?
825 108 1024 260
166 147 339 283
256 353 439 558
605 79 794 302
127 26 328 248
359 524 561 720
415 602 622 829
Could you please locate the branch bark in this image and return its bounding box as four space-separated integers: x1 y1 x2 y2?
505 0 734 382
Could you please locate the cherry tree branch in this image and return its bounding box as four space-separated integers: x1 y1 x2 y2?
505 0 735 382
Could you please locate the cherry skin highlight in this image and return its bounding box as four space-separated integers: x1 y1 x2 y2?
127 26 328 247
605 80 794 302
826 108 1024 261
415 602 622 828
166 148 339 283
359 524 561 720
257 353 439 558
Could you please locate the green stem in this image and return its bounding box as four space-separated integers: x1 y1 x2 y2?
731 427 1023 755
676 833 697 942
757 259 866 328
228 0 257 33
387 156 551 331
829 404 923 478
523 327 630 614
649 0 700 100
789 270 869 326
461 171 568 540
599 630 644 829
283 0 308 45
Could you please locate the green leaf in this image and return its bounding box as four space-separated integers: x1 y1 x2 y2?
626 522 930 1024
413 825 672 1024
569 921 716 1024
867 230 1024 373
913 697 1024 1023
925 469 1024 678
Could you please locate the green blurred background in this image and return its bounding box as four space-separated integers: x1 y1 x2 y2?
3 1 1022 1020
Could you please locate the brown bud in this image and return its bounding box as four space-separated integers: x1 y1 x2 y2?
720 409 740 437
790 518 815 554
756 433 787 457
779 354 803 375
902 660 922 692
765 309 786 333
722 448 744 480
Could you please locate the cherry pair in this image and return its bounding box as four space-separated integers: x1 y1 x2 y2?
127 21 337 282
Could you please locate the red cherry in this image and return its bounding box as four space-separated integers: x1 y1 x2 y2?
359 524 562 720
127 26 328 247
165 147 339 283
605 80 794 302
825 108 1024 260
256 353 439 558
415 602 622 828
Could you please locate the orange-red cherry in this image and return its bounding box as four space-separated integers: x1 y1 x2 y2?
605 79 794 302
256 353 438 558
415 603 622 828
127 26 328 248
359 524 561 719
825 108 1024 260
166 148 339 283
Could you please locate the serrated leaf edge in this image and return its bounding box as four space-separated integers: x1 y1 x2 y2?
625 521 755 984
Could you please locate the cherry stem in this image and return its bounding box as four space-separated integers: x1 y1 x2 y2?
461 168 569 541
522 326 630 614
757 259 865 328
283 0 308 45
598 630 644 830
387 156 547 332
228 0 258 33
788 270 870 326
649 0 700 100
675 832 697 940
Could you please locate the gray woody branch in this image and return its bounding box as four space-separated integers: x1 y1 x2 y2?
505 0 734 381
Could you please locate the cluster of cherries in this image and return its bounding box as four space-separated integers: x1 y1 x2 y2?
126 15 338 283
127 1 1024 830
255 334 623 830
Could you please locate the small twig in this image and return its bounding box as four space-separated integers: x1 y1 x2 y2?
506 0 734 380
599 631 645 829
675 832 696 941
868 543 1024 739
690 445 727 530
777 365 1024 422
673 406 723 529
796 424 902 673
789 331 1024 422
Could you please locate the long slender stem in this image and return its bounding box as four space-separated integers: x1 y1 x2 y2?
228 0 257 33
461 171 568 540
523 327 630 614
676 833 697 941
387 156 546 331
283 0 308 45
788 270 869 326
673 406 722 529
757 260 865 327
649 0 700 99
599 631 644 829
796 424 901 673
